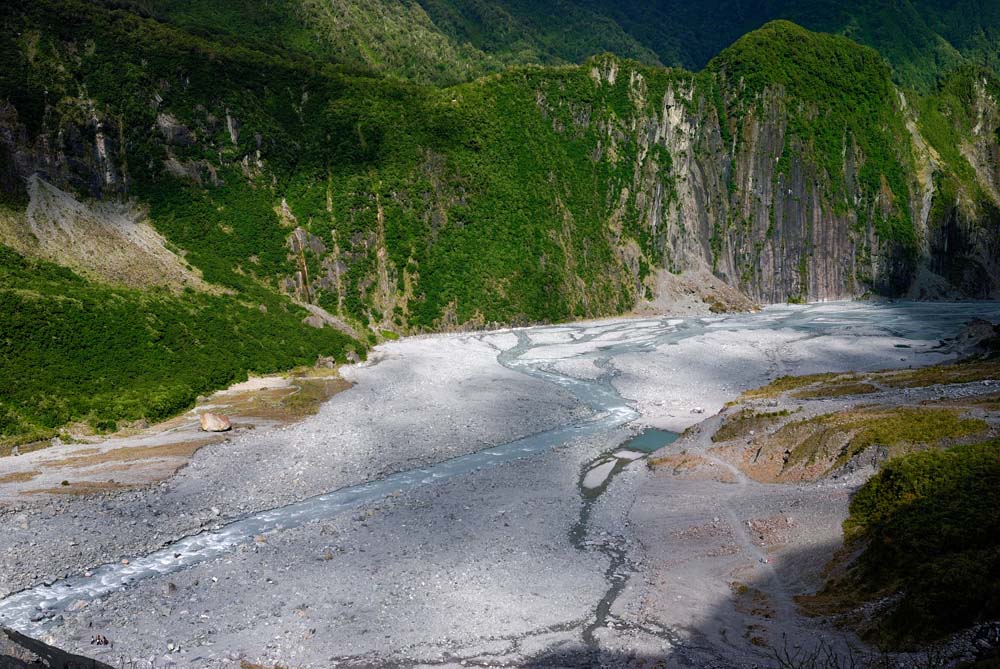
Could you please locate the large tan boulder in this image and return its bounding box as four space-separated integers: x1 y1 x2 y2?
199 412 232 432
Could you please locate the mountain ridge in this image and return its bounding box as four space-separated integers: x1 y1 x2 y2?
115 0 1000 90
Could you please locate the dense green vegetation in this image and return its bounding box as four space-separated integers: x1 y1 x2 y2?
778 407 988 474
84 0 997 92
0 0 675 439
840 440 1000 645
450 0 1000 90
3 0 696 328
125 0 664 85
563 0 997 90
106 0 1000 90
0 245 359 446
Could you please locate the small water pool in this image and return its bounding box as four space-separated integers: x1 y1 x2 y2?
578 428 681 498
620 428 680 453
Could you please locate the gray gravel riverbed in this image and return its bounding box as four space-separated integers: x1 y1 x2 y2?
3 302 1000 668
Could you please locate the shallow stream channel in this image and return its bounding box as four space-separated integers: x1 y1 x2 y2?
3 301 1000 644
573 428 679 646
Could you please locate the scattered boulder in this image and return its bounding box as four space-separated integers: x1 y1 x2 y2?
199 412 231 432
1 626 113 668
941 319 1000 357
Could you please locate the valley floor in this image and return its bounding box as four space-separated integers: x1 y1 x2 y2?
1 302 998 668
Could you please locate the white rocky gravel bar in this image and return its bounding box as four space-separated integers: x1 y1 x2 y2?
0 334 586 600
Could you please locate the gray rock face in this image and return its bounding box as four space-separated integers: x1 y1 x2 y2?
923 77 1000 299
941 317 1000 356
0 102 126 202
624 63 999 303
569 61 992 304
0 627 112 669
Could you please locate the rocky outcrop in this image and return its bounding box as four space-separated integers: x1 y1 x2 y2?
539 59 910 304
0 627 112 668
0 175 213 292
943 318 1000 356
0 101 126 202
544 52 1000 305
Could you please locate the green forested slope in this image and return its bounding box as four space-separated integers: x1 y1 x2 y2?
833 439 1000 645
431 0 1000 90
0 246 359 444
707 20 925 272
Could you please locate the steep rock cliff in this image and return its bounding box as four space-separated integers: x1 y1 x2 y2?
914 69 1000 298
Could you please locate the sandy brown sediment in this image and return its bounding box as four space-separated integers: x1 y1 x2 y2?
0 471 39 485
647 452 738 482
27 481 138 496
0 370 352 503
44 439 219 470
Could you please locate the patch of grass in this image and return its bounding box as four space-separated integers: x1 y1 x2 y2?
648 451 702 471
214 375 351 421
780 407 988 474
45 439 216 470
26 480 137 496
713 409 791 442
279 378 352 417
0 470 40 485
879 361 1000 389
743 373 842 399
847 409 986 451
966 394 1000 412
742 360 1000 404
791 381 879 400
0 438 61 459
